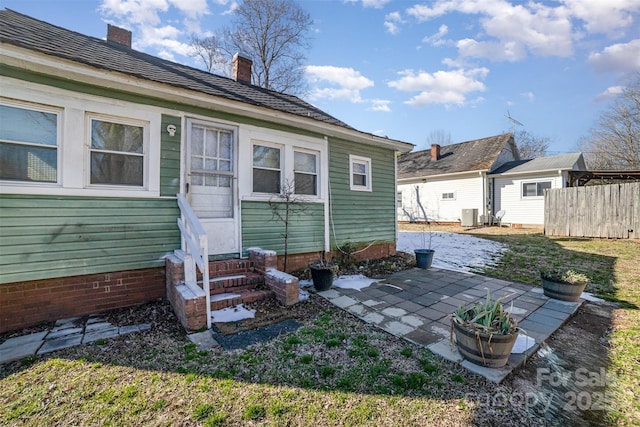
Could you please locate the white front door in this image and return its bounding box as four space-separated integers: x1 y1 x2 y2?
186 119 239 255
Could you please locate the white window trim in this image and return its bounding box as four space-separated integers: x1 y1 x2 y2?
441 192 456 201
521 180 552 199
293 147 319 197
0 98 62 187
85 112 150 190
349 154 372 192
251 140 283 195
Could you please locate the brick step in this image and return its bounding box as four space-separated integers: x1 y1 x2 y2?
208 259 255 277
205 271 264 295
210 289 275 311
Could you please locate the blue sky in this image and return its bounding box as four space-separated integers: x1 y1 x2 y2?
3 0 639 155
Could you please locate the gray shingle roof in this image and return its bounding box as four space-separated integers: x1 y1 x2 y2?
0 9 354 131
398 133 516 179
491 153 586 175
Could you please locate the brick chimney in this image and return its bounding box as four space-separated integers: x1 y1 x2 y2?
107 24 132 48
233 52 253 84
431 144 441 161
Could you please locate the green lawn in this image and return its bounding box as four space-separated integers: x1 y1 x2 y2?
1 227 638 426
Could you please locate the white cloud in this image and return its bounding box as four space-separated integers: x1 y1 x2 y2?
388 67 489 107
422 24 448 46
99 0 209 56
588 39 640 74
595 86 625 102
521 91 535 102
345 0 391 8
370 99 392 112
305 65 374 103
562 0 640 36
405 0 640 61
384 21 400 35
384 11 404 35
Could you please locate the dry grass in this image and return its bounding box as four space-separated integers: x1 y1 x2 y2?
1 225 638 426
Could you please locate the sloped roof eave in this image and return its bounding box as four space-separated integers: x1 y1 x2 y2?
398 169 490 182
489 167 575 177
2 44 413 152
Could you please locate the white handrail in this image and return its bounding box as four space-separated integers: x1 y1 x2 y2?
177 194 211 329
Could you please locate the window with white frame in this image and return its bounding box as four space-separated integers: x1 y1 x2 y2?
441 192 455 200
252 144 281 193
0 102 59 183
89 116 146 186
522 181 551 197
397 191 403 208
350 155 371 191
294 150 318 195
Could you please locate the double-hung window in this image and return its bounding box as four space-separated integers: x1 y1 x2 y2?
522 181 551 197
252 144 281 193
294 150 318 195
0 102 59 183
89 116 146 187
350 155 371 191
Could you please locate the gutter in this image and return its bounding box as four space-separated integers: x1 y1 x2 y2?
1 45 414 153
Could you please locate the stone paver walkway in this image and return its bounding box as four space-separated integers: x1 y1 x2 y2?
0 316 150 365
318 267 583 383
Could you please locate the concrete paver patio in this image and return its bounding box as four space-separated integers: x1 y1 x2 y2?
318 267 583 383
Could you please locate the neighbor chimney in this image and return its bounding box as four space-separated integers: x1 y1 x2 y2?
107 24 132 48
233 52 253 84
431 144 441 161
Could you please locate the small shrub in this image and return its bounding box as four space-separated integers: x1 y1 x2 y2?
400 348 413 357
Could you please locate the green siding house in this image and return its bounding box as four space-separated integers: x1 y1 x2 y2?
0 10 412 332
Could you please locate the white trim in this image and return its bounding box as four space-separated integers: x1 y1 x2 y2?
2 45 413 152
521 180 552 199
441 191 456 201
349 154 372 192
85 113 149 189
0 78 162 197
0 98 62 186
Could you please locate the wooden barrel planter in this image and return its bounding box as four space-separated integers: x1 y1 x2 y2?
541 277 587 302
452 320 518 368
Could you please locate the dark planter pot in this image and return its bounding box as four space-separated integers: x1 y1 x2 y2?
541 276 587 302
414 249 435 269
310 262 337 292
452 319 518 368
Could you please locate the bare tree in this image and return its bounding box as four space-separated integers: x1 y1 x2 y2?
579 75 640 169
422 130 452 149
220 0 312 95
189 35 229 75
514 130 550 159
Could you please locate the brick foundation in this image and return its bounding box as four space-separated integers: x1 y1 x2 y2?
276 242 397 272
0 267 165 333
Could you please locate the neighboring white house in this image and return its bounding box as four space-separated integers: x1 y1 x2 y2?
489 153 588 226
397 133 519 225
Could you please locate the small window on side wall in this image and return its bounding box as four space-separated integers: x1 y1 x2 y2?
522 181 551 197
89 117 145 186
441 192 455 200
0 103 59 183
349 155 371 191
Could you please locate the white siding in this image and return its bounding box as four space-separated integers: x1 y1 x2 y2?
398 174 485 223
493 173 565 225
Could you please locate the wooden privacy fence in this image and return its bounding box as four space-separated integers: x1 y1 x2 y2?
545 182 639 239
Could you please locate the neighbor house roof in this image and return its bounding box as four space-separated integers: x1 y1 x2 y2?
491 153 587 175
0 9 412 151
397 133 516 180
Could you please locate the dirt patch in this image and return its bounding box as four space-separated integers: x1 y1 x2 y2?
509 301 617 426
